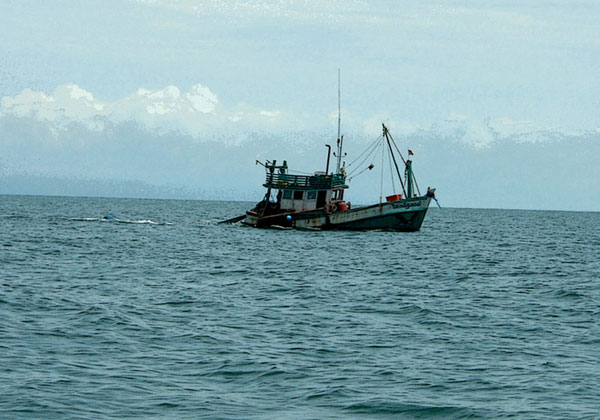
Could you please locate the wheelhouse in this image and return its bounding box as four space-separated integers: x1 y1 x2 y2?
262 160 348 212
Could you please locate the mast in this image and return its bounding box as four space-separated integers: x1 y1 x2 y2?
406 159 414 198
335 69 343 174
382 124 407 198
337 69 341 148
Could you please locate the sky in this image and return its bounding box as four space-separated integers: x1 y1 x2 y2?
1 0 599 210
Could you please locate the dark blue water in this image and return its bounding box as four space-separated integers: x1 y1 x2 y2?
1 195 599 419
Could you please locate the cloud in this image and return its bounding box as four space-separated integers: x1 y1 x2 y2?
1 82 594 150
109 84 225 136
0 84 108 131
361 112 568 149
0 84 100 126
427 114 570 147
130 84 217 115
0 83 296 139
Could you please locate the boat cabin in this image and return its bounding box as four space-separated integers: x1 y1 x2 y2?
262 160 348 212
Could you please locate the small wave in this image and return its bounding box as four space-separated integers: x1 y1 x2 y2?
554 289 585 299
344 401 481 418
70 217 168 225
305 387 354 401
116 219 159 225
156 300 196 306
152 402 179 409
257 367 286 379
0 214 31 220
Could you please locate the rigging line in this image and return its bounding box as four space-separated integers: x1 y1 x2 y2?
386 141 396 194
349 147 378 176
348 137 383 177
383 126 407 197
347 137 382 177
348 163 374 181
385 125 421 196
346 135 382 168
413 174 422 196
347 135 382 168
386 129 407 166
352 137 380 173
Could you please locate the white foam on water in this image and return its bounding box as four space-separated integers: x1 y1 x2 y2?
117 219 159 225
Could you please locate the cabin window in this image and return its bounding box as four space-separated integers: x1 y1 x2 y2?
307 190 317 200
283 190 292 199
317 190 327 208
293 191 304 200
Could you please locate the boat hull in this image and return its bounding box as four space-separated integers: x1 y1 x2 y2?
243 196 431 231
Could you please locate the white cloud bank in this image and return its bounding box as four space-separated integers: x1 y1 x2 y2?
2 83 589 149
0 83 286 138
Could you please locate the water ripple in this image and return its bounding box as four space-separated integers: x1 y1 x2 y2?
1 196 599 419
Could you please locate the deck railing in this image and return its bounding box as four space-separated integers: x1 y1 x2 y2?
264 173 347 190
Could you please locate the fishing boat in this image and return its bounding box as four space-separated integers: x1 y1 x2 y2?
238 123 435 231
221 74 436 231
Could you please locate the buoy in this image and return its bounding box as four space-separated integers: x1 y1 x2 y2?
286 215 292 221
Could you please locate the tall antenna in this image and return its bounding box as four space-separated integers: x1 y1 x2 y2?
337 68 341 143
336 68 343 174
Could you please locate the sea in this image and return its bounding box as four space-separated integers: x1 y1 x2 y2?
1 194 599 419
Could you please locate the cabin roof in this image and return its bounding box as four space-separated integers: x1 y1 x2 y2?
264 173 348 190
